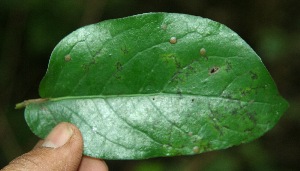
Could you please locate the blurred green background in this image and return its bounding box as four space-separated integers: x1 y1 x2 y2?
0 0 299 170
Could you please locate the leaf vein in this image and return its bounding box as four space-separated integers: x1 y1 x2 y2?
103 99 164 146
147 97 187 136
63 104 134 151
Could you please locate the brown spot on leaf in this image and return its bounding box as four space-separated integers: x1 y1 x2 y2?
116 62 122 71
225 61 232 72
200 48 208 60
81 58 96 71
200 48 206 56
121 46 129 54
249 71 258 80
169 37 177 44
247 111 257 123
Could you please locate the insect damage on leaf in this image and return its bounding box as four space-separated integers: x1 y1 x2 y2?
20 12 288 160
209 66 219 74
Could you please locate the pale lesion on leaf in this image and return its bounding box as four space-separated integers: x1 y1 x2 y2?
199 47 208 60
64 54 72 62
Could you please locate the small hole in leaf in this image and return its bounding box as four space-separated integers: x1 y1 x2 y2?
152 98 155 101
209 67 219 74
191 99 195 102
169 37 177 44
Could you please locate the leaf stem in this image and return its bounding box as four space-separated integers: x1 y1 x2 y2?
15 98 49 109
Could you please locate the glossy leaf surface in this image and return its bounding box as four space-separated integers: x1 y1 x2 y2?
24 13 288 159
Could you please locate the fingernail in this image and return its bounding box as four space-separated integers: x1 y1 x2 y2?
42 124 73 148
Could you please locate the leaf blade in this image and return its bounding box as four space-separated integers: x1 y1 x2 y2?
39 13 267 97
24 13 288 159
25 93 287 159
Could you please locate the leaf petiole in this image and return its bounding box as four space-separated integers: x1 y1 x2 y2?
15 98 49 109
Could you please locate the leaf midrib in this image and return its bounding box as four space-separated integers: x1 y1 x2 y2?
43 93 275 106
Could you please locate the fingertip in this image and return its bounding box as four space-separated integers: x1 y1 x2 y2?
78 156 109 171
2 122 84 171
41 123 74 148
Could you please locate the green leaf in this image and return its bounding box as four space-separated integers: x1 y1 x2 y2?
23 13 288 159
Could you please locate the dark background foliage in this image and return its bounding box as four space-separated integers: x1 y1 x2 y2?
0 0 299 170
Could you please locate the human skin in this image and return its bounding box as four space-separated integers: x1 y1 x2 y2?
1 122 108 171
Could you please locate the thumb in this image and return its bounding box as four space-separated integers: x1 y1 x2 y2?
2 122 83 171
